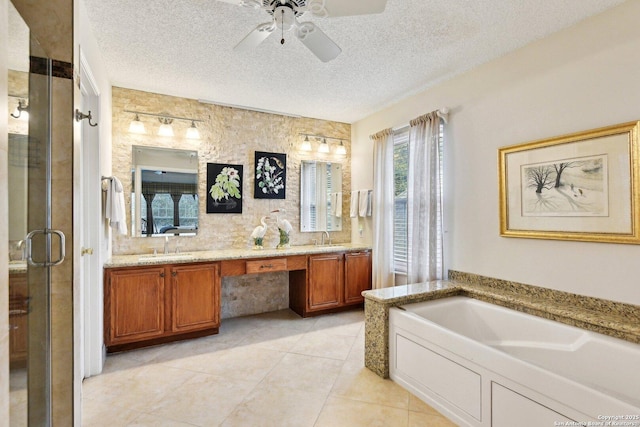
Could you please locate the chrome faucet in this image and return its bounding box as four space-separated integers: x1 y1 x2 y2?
17 240 25 261
320 230 331 246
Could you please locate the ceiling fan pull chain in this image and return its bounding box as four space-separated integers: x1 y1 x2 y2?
280 9 285 44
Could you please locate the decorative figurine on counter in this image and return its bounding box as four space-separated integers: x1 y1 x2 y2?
250 216 269 249
272 209 292 249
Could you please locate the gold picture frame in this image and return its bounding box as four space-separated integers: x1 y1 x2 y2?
499 121 640 244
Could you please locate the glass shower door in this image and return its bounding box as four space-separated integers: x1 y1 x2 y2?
8 1 57 425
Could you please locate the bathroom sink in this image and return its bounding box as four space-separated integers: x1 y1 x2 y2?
138 253 195 262
317 244 348 250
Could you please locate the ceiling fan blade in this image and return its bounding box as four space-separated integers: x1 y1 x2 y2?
295 22 341 62
234 22 275 52
306 0 387 18
216 0 262 8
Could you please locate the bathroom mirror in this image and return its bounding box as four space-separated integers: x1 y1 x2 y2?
131 145 199 237
300 160 343 232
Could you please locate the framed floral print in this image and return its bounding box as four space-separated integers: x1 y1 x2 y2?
207 163 243 213
254 151 286 199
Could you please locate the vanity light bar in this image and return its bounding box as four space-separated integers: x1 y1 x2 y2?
299 133 348 156
125 110 203 139
123 110 204 123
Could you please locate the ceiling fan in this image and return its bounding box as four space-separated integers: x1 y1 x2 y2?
217 0 388 62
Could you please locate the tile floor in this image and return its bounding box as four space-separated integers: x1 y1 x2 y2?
81 309 457 426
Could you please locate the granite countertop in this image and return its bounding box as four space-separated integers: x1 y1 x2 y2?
9 261 27 274
363 277 640 344
105 243 372 268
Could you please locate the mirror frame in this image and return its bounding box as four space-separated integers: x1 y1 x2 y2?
131 145 199 237
300 160 343 233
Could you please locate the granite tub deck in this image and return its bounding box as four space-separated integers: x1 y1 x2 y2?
363 270 640 379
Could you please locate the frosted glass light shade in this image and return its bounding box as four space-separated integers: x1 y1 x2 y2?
317 139 330 153
335 141 347 156
300 135 312 151
186 121 200 139
158 118 174 137
128 115 146 134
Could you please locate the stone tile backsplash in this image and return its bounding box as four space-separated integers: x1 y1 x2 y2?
111 87 352 256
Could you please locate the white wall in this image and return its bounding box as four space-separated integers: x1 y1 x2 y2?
351 1 640 305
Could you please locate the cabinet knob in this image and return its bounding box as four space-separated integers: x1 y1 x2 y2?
160 272 165 278
172 271 178 277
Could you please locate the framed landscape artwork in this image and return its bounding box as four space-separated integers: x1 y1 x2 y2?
254 151 286 199
498 121 640 244
207 163 243 214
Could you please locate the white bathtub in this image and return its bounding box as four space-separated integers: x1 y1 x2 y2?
389 296 640 427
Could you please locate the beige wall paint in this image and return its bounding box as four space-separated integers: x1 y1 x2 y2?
111 87 352 255
352 0 640 305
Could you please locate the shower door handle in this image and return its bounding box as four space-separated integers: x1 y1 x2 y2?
25 229 66 267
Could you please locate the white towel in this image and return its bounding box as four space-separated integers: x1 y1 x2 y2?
105 176 128 235
335 192 342 218
366 190 372 217
350 191 359 218
359 189 370 217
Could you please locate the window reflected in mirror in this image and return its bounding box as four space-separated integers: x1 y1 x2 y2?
300 160 343 232
131 146 199 237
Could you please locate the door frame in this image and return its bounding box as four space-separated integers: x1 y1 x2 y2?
77 49 103 379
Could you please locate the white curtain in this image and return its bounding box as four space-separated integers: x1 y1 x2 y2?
406 110 447 283
371 128 395 289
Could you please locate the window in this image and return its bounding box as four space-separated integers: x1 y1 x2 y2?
179 194 198 227
393 127 410 274
392 123 444 275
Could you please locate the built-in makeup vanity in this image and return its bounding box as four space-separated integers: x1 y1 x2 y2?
103 245 371 352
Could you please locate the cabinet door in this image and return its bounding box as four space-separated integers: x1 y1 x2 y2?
9 273 28 364
171 263 221 333
106 267 166 345
308 253 343 311
344 251 372 304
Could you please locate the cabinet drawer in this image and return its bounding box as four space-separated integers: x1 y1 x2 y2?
246 258 288 274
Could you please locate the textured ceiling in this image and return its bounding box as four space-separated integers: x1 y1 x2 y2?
82 0 625 123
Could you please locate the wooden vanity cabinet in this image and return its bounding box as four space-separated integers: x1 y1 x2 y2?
9 272 28 366
170 263 220 333
105 262 221 351
291 250 372 317
105 266 166 347
307 253 344 311
344 250 372 305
